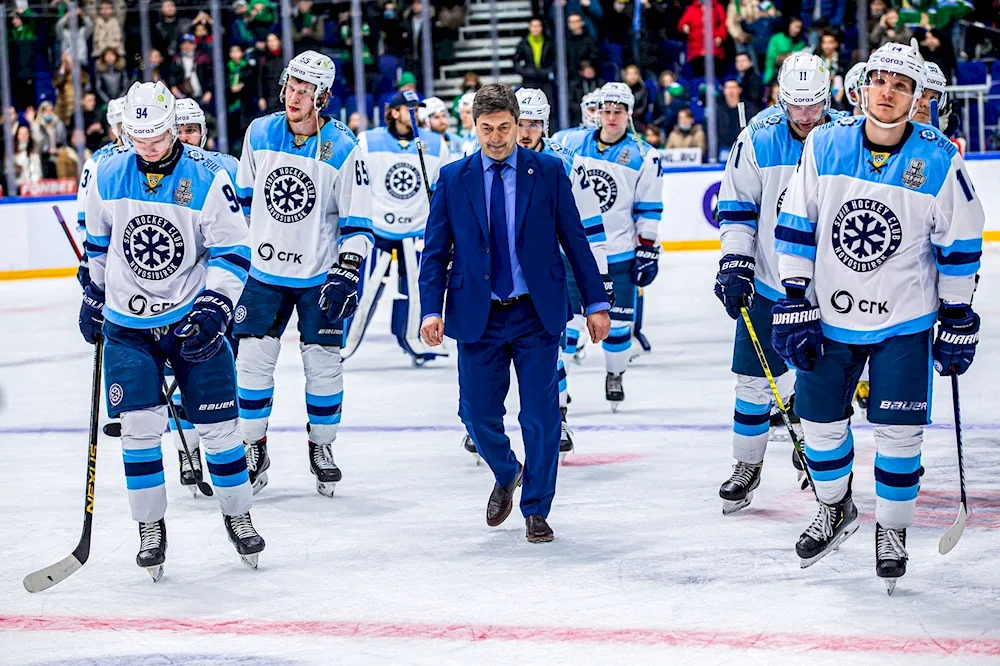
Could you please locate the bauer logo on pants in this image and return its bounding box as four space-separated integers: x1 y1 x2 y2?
831 199 901 273
587 169 618 213
264 166 317 223
385 163 422 200
122 215 185 280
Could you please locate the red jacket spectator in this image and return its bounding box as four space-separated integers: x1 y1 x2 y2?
677 0 727 62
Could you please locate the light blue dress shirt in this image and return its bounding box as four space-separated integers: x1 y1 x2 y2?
481 149 528 300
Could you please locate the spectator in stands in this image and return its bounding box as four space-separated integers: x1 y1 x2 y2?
801 0 845 49
916 25 957 82
169 34 213 106
678 0 727 79
869 0 889 22
145 48 166 84
347 111 362 134
644 125 664 148
652 69 687 134
398 71 419 92
514 18 556 110
79 92 108 153
638 0 685 75
816 30 847 107
257 33 285 113
56 6 93 66
623 64 650 132
29 100 66 179
190 12 216 55
9 8 38 111
340 12 374 73
229 0 257 50
551 0 603 40
13 125 42 190
666 107 706 154
153 0 184 60
293 0 325 54
226 44 255 152
603 0 633 59
734 52 763 114
569 59 605 126
95 47 132 109
248 0 279 45
57 128 84 179
899 0 973 33
870 7 914 50
764 16 806 83
381 2 409 57
91 0 125 59
726 0 781 72
566 12 601 77
460 72 481 94
765 81 780 108
715 78 744 151
53 51 91 127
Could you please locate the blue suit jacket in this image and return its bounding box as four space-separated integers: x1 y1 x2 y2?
419 146 607 343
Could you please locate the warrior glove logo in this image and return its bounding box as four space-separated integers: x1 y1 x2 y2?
385 163 422 200
122 215 185 280
264 166 317 223
831 199 902 273
587 169 618 213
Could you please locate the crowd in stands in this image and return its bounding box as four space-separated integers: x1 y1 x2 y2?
2 0 999 193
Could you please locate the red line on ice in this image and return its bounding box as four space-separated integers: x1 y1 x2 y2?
2 614 999 656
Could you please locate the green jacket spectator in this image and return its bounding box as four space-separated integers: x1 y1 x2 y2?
764 17 806 84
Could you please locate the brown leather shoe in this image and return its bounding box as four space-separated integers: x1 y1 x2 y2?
525 515 554 543
486 463 522 527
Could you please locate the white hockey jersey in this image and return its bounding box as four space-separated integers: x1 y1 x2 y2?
236 113 374 289
552 127 587 148
358 127 449 239
562 130 662 264
77 142 131 233
542 138 609 274
776 117 985 344
439 131 464 162
85 142 251 329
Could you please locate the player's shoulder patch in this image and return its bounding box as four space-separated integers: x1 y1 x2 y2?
749 111 786 136
326 117 359 145
831 114 863 128
913 122 958 159
182 145 222 174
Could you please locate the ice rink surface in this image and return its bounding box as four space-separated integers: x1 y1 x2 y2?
2 249 1000 665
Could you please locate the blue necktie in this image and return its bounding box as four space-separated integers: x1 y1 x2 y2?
489 162 513 300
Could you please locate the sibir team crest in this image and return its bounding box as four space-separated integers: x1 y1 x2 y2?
264 166 317 223
587 168 618 213
122 215 185 280
385 163 422 200
831 199 902 273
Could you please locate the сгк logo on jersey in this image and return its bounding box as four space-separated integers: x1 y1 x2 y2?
264 166 317 223
385 163 422 200
831 199 902 273
122 215 185 280
587 168 618 213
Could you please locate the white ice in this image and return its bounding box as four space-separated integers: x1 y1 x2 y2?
2 249 1000 665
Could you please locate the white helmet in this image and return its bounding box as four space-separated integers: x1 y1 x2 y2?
418 96 448 125
516 87 550 136
121 81 176 142
778 52 831 127
174 97 207 147
581 91 601 129
458 91 476 111
861 39 926 128
844 62 867 108
923 61 951 128
280 50 336 105
106 96 126 139
599 82 635 113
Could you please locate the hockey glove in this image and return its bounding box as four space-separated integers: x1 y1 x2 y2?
76 255 91 290
933 304 980 376
630 240 660 287
174 290 233 362
318 253 361 322
714 254 755 320
601 273 616 309
78 283 105 344
771 280 823 371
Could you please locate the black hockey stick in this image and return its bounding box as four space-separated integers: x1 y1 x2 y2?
162 378 214 497
53 205 83 262
406 106 434 202
24 338 103 592
939 373 968 554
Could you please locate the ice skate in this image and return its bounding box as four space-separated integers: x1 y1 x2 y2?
634 330 651 353
244 437 270 495
224 511 265 569
796 482 859 568
178 447 204 498
309 441 342 496
876 523 908 595
136 519 166 582
462 434 481 465
606 372 624 412
719 462 762 515
559 407 574 464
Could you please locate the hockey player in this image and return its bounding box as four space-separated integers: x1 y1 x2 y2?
912 62 953 131
844 62 866 111
418 95 463 159
714 52 837 514
233 51 374 498
456 92 477 155
346 90 449 363
562 82 662 410
551 91 601 146
772 41 984 591
79 81 263 579
174 98 240 181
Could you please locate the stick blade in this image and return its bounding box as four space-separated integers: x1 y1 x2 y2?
939 502 968 555
23 554 85 593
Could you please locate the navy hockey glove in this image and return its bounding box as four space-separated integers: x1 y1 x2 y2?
933 304 980 376
630 241 660 287
771 280 823 371
78 283 105 344
174 290 233 362
714 254 755 320
76 255 91 290
318 253 361 322
601 273 616 308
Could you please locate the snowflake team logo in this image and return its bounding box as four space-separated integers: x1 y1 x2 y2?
108 383 124 407
234 305 247 323
919 128 939 142
831 199 902 273
385 163 421 200
122 215 185 280
587 168 618 214
264 166 317 224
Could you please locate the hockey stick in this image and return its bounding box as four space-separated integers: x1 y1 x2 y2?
24 338 103 592
939 373 968 554
53 205 83 262
407 107 434 201
930 99 940 130
738 102 747 130
739 305 818 499
162 378 214 497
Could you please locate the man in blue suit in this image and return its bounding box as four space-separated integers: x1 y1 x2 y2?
419 84 611 542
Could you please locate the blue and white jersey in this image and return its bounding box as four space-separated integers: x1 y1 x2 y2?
562 129 663 264
439 131 463 162
236 113 374 289
748 105 783 125
542 138 608 273
208 149 239 184
552 127 587 148
458 132 479 157
77 142 130 234
84 142 251 329
359 127 450 239
776 118 985 344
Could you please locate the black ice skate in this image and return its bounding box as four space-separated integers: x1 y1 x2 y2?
224 511 265 569
178 447 204 497
462 434 481 466
244 437 270 495
136 519 166 582
719 462 762 515
634 330 652 353
559 407 574 464
876 523 908 596
309 441 343 497
796 483 859 568
606 372 625 412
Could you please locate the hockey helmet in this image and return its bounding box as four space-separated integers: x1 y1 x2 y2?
174 98 207 147
777 52 831 127
922 61 952 128
844 62 867 108
121 81 176 142
599 82 635 113
458 91 476 111
580 91 601 129
106 96 126 138
280 50 336 106
516 87 550 136
418 96 448 125
861 39 926 128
